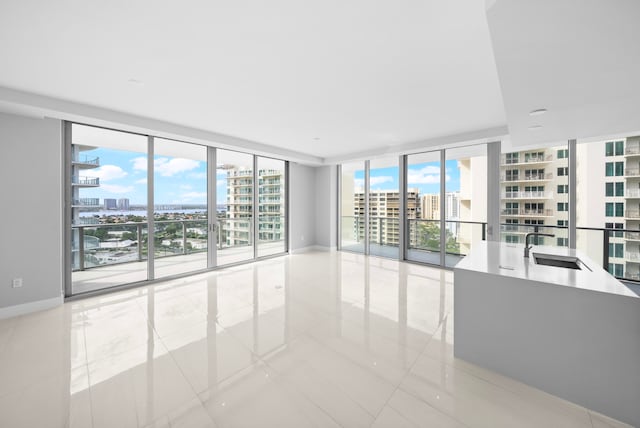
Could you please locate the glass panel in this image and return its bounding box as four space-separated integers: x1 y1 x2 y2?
71 124 148 294
445 145 487 266
368 157 400 258
406 151 441 264
153 138 207 279
576 136 640 281
340 161 365 253
217 149 254 265
257 157 286 257
500 143 568 247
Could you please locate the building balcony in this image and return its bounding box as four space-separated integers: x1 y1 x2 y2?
625 232 640 240
624 145 640 156
502 191 554 199
625 251 640 262
624 168 640 177
625 210 640 219
500 209 554 217
500 173 553 182
72 176 100 187
501 154 553 165
72 155 100 169
72 198 101 208
625 189 640 198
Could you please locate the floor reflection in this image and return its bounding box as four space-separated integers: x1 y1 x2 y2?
0 251 618 428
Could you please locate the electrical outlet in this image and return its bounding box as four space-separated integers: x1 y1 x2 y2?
12 278 23 288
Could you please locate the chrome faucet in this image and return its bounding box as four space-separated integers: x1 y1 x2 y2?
524 232 555 258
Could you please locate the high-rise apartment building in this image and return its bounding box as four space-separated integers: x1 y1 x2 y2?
420 194 440 220
224 168 285 247
117 198 130 210
352 189 420 246
500 147 569 247
103 198 117 210
502 137 640 280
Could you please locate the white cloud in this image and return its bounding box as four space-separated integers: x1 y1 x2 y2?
135 178 147 185
101 184 134 194
94 165 127 182
156 158 200 177
131 157 200 177
179 184 192 190
407 166 450 184
354 178 364 188
370 176 394 186
131 157 147 171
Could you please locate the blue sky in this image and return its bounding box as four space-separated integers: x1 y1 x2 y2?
354 160 460 194
79 148 214 205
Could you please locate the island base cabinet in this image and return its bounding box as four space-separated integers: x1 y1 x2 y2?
454 268 640 427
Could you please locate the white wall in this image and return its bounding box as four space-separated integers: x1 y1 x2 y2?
289 163 317 250
315 165 337 248
0 113 62 310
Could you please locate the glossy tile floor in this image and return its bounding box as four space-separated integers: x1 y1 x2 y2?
0 251 631 428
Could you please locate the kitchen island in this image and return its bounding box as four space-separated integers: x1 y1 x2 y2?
454 241 640 426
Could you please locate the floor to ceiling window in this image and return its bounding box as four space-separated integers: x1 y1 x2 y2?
368 157 400 259
69 124 149 294
444 145 487 267
257 156 287 258
153 138 208 279
216 149 255 266
405 151 442 265
66 123 289 297
340 161 366 253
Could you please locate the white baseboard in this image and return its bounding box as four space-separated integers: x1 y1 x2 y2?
0 295 63 320
290 245 337 254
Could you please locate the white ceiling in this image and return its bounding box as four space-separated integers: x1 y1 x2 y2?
0 0 507 161
488 0 640 147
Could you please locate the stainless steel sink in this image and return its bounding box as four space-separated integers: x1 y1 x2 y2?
532 253 585 270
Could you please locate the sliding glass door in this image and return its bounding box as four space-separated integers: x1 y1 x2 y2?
67 123 289 297
153 138 208 279
69 124 149 294
216 149 255 266
340 161 366 253
368 157 400 258
406 151 442 264
257 157 287 257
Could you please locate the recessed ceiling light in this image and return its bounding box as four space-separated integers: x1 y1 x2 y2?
313 137 320 140
528 125 543 131
128 78 143 85
529 108 547 116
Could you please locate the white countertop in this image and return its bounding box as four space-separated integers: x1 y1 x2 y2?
454 241 639 299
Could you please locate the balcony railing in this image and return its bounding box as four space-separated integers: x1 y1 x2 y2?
501 173 553 182
625 210 640 218
625 232 640 240
626 189 640 198
625 145 640 155
500 208 553 217
500 154 553 165
72 176 100 186
72 198 100 207
503 191 553 199
71 217 286 271
626 252 640 261
625 168 640 177
72 155 100 166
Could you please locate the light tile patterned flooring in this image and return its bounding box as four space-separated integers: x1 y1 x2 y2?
0 251 631 427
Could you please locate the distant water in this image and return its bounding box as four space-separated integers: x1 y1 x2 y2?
79 209 208 217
